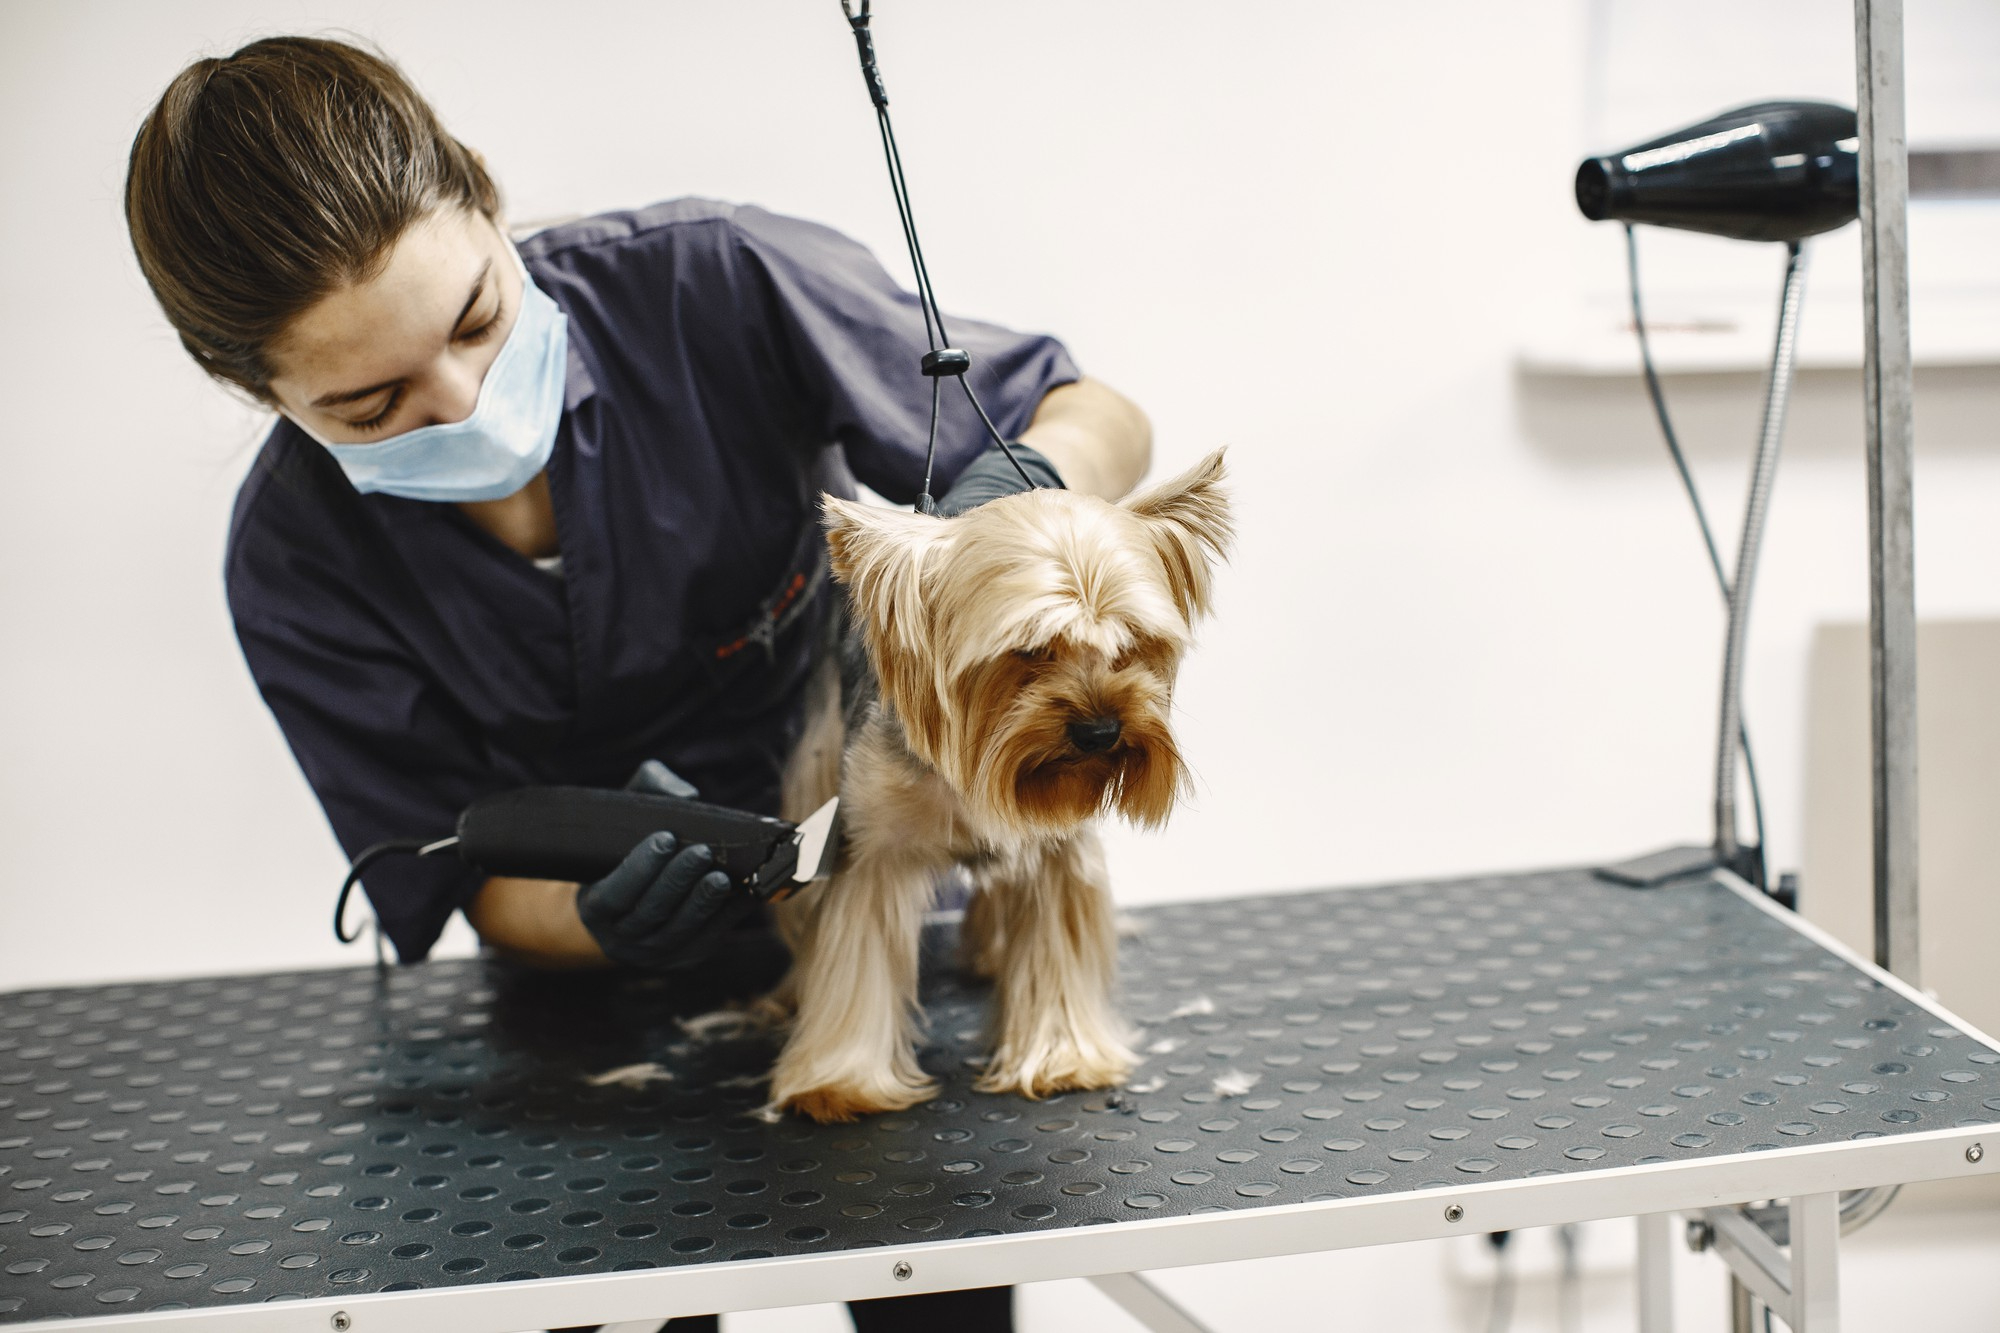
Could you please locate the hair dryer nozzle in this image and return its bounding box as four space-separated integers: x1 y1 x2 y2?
1576 101 1859 242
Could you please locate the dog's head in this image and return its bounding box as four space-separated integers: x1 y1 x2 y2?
823 448 1231 836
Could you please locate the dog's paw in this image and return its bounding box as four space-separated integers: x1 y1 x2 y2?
770 1077 938 1124
974 1038 1134 1100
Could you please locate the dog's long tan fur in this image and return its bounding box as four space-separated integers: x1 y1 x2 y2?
767 449 1232 1123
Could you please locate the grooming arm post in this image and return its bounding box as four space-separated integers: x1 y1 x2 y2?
1855 0 1920 985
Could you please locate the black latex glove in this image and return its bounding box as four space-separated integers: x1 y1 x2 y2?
931 443 1064 518
572 761 746 969
575 830 745 969
625 758 700 800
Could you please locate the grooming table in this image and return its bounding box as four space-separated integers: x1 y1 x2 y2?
3 867 1995 1332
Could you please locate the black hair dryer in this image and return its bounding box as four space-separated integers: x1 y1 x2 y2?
1575 101 1859 242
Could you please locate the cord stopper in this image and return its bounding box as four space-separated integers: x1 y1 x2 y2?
920 347 970 377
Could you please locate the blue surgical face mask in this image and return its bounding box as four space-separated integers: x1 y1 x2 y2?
290 250 570 503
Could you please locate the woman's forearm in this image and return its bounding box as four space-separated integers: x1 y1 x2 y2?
1018 376 1152 501
465 875 610 968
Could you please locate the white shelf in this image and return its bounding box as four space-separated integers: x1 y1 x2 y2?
1521 200 2000 377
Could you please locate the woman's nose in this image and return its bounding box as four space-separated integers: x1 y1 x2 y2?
420 360 486 427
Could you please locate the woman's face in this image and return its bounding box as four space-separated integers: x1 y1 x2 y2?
265 208 524 444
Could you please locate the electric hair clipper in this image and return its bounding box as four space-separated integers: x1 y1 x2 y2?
334 791 841 944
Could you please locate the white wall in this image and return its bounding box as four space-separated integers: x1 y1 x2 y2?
4 0 1999 990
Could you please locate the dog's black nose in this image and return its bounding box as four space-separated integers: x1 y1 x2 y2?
1067 716 1122 753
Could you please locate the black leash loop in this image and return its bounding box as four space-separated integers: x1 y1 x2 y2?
836 0 1040 511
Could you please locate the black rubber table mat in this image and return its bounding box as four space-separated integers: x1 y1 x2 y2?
3 868 1996 1322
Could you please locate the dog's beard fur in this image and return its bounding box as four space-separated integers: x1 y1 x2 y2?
951 629 1187 832
766 449 1232 1123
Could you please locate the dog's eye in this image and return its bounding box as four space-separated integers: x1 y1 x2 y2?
1112 639 1155 672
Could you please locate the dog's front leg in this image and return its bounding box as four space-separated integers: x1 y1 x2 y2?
976 829 1135 1098
768 846 941 1123
958 878 1009 981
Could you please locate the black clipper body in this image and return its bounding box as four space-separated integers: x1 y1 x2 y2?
456 787 839 903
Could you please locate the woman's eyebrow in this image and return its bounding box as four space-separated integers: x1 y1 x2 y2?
311 378 399 409
449 259 495 334
309 260 494 409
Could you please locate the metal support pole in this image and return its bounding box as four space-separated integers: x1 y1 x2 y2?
1790 1192 1843 1331
1708 1206 1794 1317
1713 243 1810 862
1854 0 1921 985
1637 1213 1676 1333
1706 1196 1843 1332
1089 1272 1215 1333
1730 1276 1756 1333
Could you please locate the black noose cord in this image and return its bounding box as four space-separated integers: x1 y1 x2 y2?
839 0 1041 513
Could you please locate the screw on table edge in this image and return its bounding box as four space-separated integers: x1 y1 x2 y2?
330 1314 352 1332
1444 1204 1464 1223
893 1260 914 1281
1685 1218 1715 1252
1971 1142 1986 1164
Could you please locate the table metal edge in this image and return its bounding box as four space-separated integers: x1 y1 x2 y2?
15 1119 1993 1333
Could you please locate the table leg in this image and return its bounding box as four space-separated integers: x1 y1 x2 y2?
1790 1192 1842 1332
1636 1212 1675 1333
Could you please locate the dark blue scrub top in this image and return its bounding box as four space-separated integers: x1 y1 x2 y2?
225 199 1078 961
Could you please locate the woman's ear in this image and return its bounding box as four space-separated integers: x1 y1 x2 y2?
1121 448 1234 621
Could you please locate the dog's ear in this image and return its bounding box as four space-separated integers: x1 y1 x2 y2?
821 497 948 651
1121 447 1233 621
822 496 953 753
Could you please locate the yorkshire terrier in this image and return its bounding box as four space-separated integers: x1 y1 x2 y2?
767 449 1232 1123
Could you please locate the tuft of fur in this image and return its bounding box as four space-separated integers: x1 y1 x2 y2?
765 449 1232 1122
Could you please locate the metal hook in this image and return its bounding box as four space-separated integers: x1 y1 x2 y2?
839 0 888 108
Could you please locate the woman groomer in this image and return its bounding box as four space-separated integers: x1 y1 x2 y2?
125 35 1148 1333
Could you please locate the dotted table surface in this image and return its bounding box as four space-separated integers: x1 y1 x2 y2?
3 867 1997 1324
